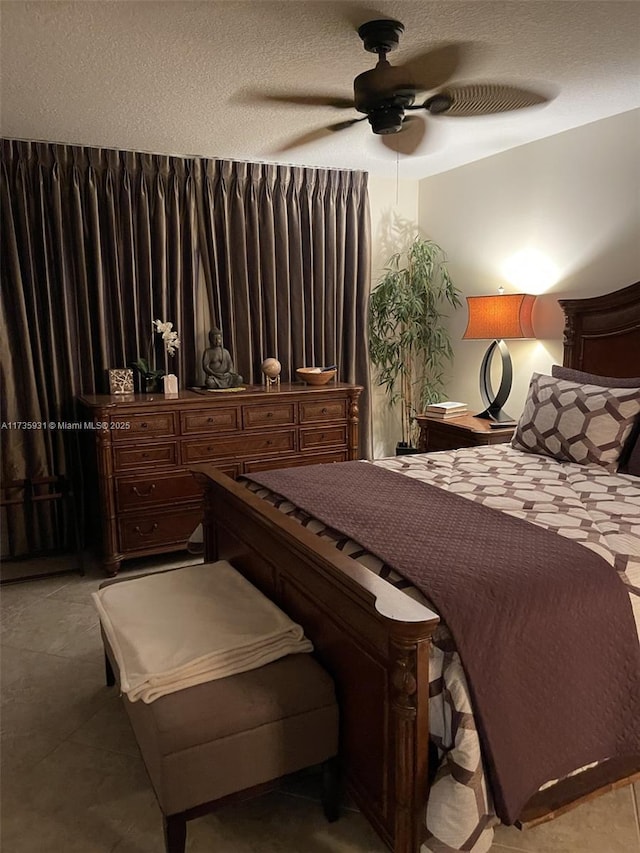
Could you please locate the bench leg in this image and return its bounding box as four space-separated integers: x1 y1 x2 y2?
322 756 341 823
163 813 186 853
104 653 115 687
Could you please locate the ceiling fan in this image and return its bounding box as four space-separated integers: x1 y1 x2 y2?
260 19 551 155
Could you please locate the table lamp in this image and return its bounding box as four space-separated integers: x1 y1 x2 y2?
463 290 536 422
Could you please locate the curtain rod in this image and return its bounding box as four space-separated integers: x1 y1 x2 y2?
1 136 368 177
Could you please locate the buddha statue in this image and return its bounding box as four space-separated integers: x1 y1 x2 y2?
202 328 243 389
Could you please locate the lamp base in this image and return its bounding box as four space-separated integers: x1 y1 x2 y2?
476 339 514 423
475 407 516 423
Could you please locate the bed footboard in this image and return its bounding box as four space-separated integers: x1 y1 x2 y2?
192 461 640 848
192 464 440 853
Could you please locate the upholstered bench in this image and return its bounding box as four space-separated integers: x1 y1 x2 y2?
99 568 340 853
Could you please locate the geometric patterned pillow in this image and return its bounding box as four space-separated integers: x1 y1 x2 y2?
551 365 640 473
626 427 640 476
511 373 640 470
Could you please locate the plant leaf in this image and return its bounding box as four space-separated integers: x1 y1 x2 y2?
368 235 462 426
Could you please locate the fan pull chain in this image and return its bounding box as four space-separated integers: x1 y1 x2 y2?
395 150 399 205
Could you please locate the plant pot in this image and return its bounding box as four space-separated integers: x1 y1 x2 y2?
395 442 422 456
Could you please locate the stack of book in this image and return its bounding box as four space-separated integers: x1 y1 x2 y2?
424 401 468 419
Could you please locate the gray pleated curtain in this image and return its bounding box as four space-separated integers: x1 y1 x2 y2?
195 159 371 400
1 139 371 559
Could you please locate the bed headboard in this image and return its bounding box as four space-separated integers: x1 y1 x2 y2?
560 282 640 377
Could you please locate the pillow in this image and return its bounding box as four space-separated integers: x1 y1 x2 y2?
551 366 640 475
551 365 640 387
512 373 640 470
626 427 640 476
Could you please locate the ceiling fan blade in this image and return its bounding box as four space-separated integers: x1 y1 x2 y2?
274 118 364 153
330 117 366 132
425 83 552 117
397 43 470 92
380 115 426 156
249 92 355 109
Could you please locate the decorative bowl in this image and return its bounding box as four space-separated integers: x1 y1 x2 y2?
296 367 337 386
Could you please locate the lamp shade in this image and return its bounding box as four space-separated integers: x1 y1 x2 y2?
463 293 536 340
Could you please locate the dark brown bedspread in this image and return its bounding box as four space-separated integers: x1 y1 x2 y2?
246 461 640 824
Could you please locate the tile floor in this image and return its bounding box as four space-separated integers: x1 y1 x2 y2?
1 553 639 853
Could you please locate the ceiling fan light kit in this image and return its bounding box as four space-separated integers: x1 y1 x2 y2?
265 18 551 154
366 107 401 135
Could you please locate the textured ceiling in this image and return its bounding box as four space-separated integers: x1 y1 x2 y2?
1 1 639 178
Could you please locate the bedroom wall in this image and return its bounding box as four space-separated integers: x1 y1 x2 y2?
416 108 640 422
367 175 419 458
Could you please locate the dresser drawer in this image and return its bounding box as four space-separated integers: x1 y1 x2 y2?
110 412 177 441
299 425 347 450
116 471 202 512
182 429 296 463
184 461 241 480
118 505 202 553
299 399 347 423
181 407 239 435
113 441 179 472
243 450 348 473
242 403 296 429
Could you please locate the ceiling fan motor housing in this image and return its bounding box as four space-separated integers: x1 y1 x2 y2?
354 62 416 113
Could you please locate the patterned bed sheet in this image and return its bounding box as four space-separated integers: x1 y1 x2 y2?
243 444 640 853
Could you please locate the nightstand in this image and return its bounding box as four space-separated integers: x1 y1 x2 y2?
416 413 516 453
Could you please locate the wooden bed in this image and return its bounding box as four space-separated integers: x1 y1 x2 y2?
191 281 640 853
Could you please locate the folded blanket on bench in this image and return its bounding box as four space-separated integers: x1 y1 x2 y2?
92 561 313 703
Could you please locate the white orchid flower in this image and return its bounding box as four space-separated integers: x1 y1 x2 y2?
152 319 181 356
164 332 180 355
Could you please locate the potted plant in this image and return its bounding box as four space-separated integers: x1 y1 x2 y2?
369 236 461 453
131 319 180 393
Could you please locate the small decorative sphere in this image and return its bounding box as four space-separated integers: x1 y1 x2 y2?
261 357 282 379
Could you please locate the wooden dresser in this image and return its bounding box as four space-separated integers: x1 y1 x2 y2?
78 384 362 575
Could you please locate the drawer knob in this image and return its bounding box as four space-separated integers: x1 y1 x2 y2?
140 422 148 429
141 452 149 458
322 407 328 415
266 440 273 446
207 417 214 423
132 484 156 497
267 411 273 418
133 522 158 537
